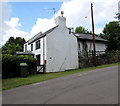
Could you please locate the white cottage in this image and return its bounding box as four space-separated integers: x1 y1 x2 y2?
23 15 78 73
22 14 107 73
75 33 107 56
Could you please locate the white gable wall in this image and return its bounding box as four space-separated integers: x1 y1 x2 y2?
46 26 78 72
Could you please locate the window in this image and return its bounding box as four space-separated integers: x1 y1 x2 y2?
31 44 33 51
25 45 27 51
36 40 40 50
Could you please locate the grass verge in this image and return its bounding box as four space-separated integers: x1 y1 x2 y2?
2 62 119 90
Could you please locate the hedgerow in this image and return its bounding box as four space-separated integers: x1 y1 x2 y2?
2 54 37 78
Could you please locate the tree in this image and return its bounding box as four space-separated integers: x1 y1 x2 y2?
5 37 26 49
102 21 120 51
75 26 92 34
2 44 23 54
2 37 26 54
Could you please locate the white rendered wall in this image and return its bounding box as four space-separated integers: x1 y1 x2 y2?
86 41 107 52
78 40 107 55
24 37 46 65
46 26 78 72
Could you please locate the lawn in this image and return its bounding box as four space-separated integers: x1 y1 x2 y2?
2 62 119 90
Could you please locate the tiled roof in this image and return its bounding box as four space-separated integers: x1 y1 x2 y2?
27 25 59 44
74 33 108 42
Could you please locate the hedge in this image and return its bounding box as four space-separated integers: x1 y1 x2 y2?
79 51 120 68
2 54 37 78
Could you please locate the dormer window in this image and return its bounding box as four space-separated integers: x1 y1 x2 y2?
36 40 40 50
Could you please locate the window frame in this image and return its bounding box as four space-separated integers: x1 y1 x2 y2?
31 43 33 51
35 40 40 50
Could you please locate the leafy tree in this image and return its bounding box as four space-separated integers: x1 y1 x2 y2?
2 44 23 54
5 37 26 49
15 37 26 49
2 37 26 54
75 26 86 33
102 21 120 50
75 26 92 34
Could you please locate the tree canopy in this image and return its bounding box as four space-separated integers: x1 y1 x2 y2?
102 21 120 51
75 26 92 34
2 37 26 54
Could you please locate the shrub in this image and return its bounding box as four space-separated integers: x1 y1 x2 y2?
79 51 120 68
2 54 37 78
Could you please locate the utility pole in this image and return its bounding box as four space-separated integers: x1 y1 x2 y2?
91 3 96 65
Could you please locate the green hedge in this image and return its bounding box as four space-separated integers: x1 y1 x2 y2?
2 54 37 78
79 51 120 68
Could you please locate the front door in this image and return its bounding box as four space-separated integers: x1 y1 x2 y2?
36 54 40 65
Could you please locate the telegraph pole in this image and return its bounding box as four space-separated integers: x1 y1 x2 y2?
91 3 96 65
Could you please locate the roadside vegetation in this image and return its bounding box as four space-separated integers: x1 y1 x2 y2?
2 62 119 91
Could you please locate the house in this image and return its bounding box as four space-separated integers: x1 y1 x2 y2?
74 33 107 57
23 12 107 73
23 14 78 73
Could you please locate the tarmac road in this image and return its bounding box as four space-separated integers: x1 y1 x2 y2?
2 65 118 104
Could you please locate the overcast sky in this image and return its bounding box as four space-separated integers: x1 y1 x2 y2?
1 0 119 47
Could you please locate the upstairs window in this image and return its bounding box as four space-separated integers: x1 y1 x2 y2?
31 44 33 51
36 40 40 50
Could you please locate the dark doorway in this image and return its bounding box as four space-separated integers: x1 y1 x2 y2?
36 54 41 65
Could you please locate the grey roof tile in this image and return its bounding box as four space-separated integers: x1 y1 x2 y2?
27 25 59 44
74 33 107 42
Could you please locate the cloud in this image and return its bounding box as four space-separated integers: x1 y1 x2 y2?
2 18 30 46
1 2 30 47
0 1 11 47
30 0 118 37
57 0 118 34
2 0 119 47
30 18 56 36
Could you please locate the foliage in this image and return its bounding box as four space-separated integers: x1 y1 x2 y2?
79 51 120 68
2 44 23 54
2 37 26 54
75 26 92 34
2 54 37 78
5 37 26 48
102 21 120 50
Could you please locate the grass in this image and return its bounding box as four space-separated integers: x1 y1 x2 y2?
2 62 119 91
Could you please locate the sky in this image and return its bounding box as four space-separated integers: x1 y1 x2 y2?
1 0 119 47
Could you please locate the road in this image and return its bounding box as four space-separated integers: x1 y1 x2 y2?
2 65 118 104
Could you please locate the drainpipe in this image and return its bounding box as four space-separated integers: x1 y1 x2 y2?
43 36 46 73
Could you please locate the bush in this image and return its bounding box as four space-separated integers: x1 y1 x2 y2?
79 51 120 68
2 54 37 78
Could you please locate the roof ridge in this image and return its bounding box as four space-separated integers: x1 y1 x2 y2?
74 33 107 42
28 25 59 44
